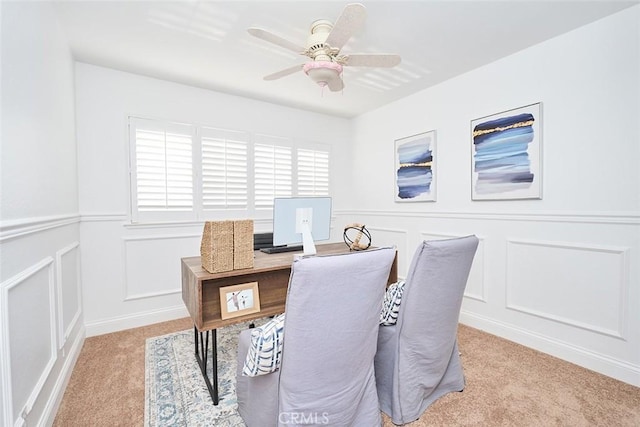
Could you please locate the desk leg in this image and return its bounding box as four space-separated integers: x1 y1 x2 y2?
194 326 219 405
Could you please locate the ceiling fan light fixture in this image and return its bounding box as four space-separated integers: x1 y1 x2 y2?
249 3 399 92
303 61 343 87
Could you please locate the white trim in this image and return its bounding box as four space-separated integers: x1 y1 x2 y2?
0 258 57 427
56 242 82 349
463 291 486 303
121 233 201 301
0 278 10 427
84 304 189 337
364 226 408 234
365 226 409 252
121 233 202 242
0 214 80 242
124 289 182 301
80 213 128 222
335 209 640 225
122 217 272 230
39 324 85 427
505 238 630 340
80 213 275 230
459 311 640 387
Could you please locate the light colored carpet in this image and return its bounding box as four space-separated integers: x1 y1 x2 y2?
55 318 640 426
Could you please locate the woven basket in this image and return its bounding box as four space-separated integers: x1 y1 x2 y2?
200 220 234 273
233 219 254 270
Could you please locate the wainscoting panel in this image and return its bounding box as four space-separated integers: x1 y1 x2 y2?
333 209 639 386
506 239 629 339
123 234 201 301
0 258 57 426
365 227 408 275
56 242 81 348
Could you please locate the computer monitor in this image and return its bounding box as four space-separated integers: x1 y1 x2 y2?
272 196 332 255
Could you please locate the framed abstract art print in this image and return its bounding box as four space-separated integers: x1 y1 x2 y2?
394 130 436 202
471 103 542 200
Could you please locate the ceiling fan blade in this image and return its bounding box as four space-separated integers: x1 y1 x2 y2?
324 3 366 50
248 27 305 54
343 54 401 67
264 64 305 81
327 76 344 92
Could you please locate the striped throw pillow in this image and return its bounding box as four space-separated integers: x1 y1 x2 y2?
380 281 405 325
242 313 285 377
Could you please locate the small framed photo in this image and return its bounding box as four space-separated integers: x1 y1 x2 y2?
394 130 436 202
219 281 261 320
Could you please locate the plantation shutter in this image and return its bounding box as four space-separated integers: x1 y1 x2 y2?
129 117 332 223
131 118 194 221
297 147 330 196
254 135 292 209
201 127 249 210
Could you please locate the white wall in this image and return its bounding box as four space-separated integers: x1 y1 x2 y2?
335 6 640 386
74 63 352 335
0 2 84 426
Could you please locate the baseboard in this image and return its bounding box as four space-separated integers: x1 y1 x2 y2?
84 305 190 337
40 325 85 427
459 311 640 387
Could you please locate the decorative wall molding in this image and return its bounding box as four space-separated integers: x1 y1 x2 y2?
84 304 189 337
366 226 408 236
123 288 181 301
122 234 201 301
39 325 85 427
56 242 82 349
80 213 128 222
365 227 409 273
0 258 57 427
460 310 640 387
505 239 629 340
0 214 80 242
121 233 202 242
122 218 273 230
81 213 273 230
336 209 640 225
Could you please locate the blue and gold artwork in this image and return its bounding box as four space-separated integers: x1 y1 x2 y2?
472 103 542 200
395 131 435 202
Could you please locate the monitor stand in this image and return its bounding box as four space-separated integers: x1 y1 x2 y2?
299 222 317 255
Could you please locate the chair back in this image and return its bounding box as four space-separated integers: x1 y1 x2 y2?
375 235 478 424
278 247 396 426
398 236 478 352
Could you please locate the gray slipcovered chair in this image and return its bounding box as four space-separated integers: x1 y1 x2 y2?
236 247 396 427
375 235 479 425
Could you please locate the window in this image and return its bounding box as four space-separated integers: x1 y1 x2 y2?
201 127 249 210
254 134 292 210
130 118 195 222
129 117 330 223
297 147 329 196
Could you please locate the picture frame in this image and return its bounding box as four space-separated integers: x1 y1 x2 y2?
471 102 542 200
394 130 436 202
219 281 261 320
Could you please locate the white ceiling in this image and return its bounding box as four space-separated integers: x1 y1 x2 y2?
53 0 637 118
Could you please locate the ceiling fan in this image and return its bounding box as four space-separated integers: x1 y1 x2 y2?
247 3 401 92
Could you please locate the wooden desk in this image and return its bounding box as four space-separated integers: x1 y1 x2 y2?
180 242 398 404
181 242 397 331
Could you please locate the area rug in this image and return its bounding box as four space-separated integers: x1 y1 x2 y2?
144 318 270 427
